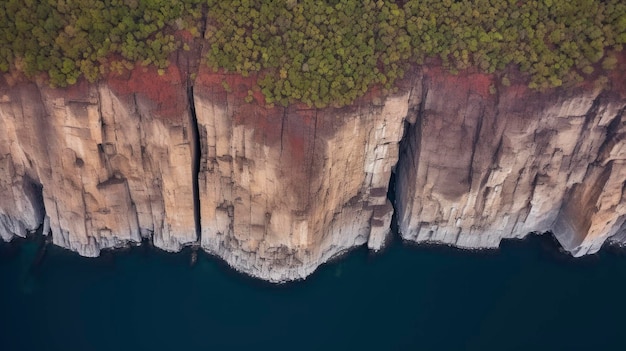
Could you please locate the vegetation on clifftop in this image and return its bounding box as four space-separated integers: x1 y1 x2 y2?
0 0 204 86
1 0 625 106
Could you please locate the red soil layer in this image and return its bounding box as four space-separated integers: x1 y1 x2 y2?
424 65 494 99
38 78 92 101
108 64 186 121
101 51 623 152
194 66 284 144
194 65 320 174
609 52 626 98
176 30 195 42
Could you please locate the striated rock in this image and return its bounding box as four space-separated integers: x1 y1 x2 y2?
99 66 197 253
0 65 196 256
193 69 407 281
396 68 626 256
0 66 406 281
1 61 625 282
0 84 46 242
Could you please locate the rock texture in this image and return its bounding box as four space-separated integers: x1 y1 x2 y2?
0 84 46 243
1 63 625 282
396 68 626 257
0 65 196 256
193 69 406 281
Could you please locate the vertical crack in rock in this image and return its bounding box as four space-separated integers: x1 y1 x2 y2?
394 118 415 239
33 84 56 241
187 84 202 242
394 76 428 238
366 75 424 252
387 169 398 238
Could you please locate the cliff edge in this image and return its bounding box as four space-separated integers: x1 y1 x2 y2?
1 64 625 281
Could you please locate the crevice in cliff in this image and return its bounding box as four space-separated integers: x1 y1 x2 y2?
29 84 55 241
394 122 417 238
187 84 202 243
392 75 428 236
22 175 46 230
387 169 399 236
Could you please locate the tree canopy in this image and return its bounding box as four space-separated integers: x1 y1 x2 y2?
0 0 204 86
1 0 625 105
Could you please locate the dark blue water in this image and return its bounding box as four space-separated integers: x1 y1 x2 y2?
1 233 626 351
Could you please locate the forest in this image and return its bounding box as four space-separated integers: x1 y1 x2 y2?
1 0 625 107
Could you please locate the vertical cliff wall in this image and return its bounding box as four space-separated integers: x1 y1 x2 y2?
0 83 46 243
193 69 407 281
396 68 626 257
1 65 625 282
0 66 409 282
0 65 197 256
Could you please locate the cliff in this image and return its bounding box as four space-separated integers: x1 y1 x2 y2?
396 68 626 257
0 66 198 256
1 65 625 282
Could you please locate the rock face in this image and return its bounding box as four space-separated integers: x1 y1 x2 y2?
0 65 197 256
193 69 406 281
0 84 46 243
396 68 626 257
0 64 625 281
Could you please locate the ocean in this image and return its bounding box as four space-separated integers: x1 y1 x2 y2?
1 232 625 351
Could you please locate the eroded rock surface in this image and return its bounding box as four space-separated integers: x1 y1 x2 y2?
396 68 626 257
1 64 625 282
193 69 406 281
0 65 196 256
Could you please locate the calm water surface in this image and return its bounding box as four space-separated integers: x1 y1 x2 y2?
1 233 626 351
